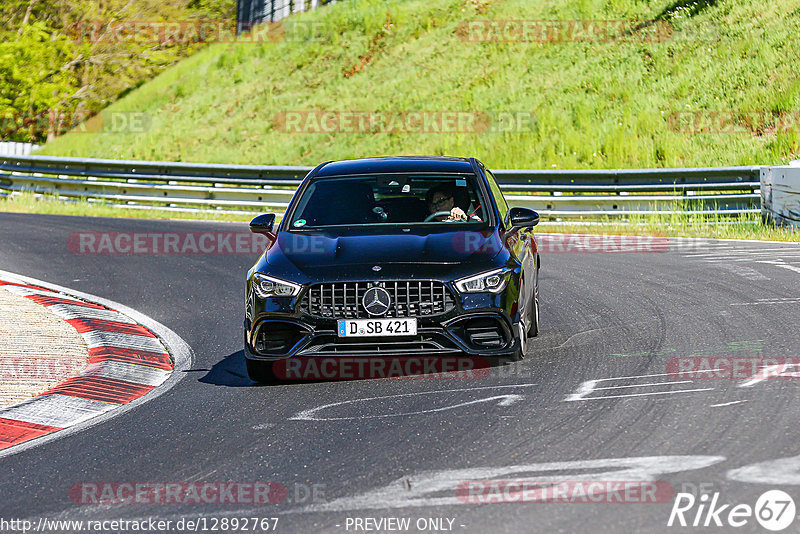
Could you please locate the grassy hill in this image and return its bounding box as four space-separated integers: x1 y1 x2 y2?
37 0 800 169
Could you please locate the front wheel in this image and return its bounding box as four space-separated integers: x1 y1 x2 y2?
246 358 278 383
506 321 526 363
528 283 539 337
527 262 540 337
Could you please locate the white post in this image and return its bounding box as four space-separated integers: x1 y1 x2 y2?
762 164 800 226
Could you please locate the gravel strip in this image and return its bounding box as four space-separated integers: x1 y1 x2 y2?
0 288 89 409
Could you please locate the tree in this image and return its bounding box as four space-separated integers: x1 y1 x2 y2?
0 0 233 142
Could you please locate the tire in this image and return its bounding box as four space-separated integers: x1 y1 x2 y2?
246 358 278 383
513 321 527 361
528 283 539 337
527 262 540 338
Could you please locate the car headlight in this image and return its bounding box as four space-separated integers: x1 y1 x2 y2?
253 273 302 298
454 268 511 294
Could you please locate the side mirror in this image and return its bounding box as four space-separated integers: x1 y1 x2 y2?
508 207 539 229
249 213 276 234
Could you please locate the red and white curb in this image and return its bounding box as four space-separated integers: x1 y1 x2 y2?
0 270 192 457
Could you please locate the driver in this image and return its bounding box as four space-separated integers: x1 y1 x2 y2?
425 184 475 222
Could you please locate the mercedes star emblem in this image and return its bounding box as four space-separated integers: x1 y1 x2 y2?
362 287 392 316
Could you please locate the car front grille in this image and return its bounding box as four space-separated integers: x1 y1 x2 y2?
299 281 455 319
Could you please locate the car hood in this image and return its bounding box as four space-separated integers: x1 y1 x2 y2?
262 229 504 279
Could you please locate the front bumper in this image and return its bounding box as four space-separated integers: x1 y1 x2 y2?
244 297 521 361
244 265 526 362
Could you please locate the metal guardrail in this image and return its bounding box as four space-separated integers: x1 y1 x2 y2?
0 155 762 219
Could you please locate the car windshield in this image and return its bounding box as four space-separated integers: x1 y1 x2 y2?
287 174 490 229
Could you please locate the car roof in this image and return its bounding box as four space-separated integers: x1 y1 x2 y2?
313 156 477 177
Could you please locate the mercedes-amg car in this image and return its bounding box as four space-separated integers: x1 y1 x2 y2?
244 156 540 382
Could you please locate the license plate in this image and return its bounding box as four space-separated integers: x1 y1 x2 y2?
337 318 417 337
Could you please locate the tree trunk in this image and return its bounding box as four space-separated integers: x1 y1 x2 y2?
17 0 37 36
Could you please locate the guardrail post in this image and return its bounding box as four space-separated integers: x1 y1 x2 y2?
761 162 800 227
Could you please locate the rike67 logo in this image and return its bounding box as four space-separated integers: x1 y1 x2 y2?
668 490 796 531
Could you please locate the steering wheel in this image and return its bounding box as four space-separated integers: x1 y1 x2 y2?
424 210 454 222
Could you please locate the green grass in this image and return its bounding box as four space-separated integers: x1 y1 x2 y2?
35 0 800 168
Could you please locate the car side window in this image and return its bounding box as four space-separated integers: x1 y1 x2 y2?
485 169 509 228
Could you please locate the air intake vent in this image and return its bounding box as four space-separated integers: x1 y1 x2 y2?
255 322 307 355
451 317 511 350
466 327 505 348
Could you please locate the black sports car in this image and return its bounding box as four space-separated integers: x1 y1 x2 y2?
244 156 540 382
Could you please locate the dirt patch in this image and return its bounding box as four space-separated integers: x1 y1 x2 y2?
344 13 394 79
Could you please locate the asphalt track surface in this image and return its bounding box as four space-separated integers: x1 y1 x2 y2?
1 211 800 533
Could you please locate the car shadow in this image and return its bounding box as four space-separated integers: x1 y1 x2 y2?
198 351 503 387
198 350 254 387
